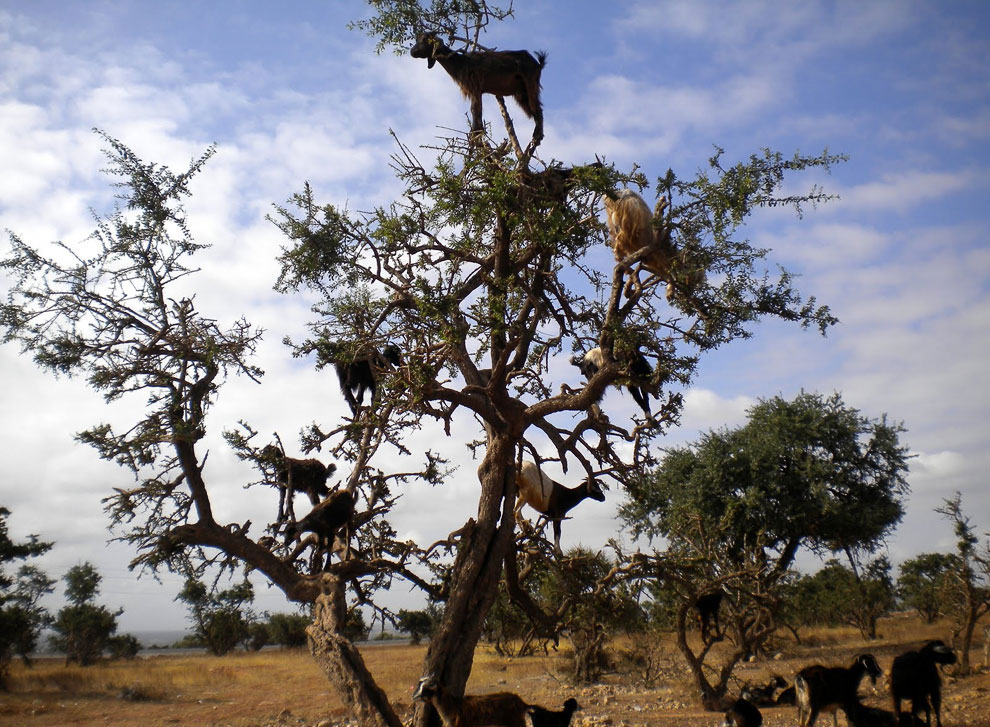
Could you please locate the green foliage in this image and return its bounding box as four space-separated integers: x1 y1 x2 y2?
398 605 441 645
0 508 54 686
177 577 256 656
897 552 959 623
351 1 516 55
343 607 371 643
107 633 141 660
789 558 895 639
621 391 910 556
267 612 312 648
49 563 121 666
244 621 270 652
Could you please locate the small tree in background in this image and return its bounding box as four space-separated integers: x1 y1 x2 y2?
49 562 122 666
619 391 909 707
936 493 990 673
108 633 141 659
399 606 442 646
267 612 311 648
177 577 255 656
897 552 959 624
0 508 54 687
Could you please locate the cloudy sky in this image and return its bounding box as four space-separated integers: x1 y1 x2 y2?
1 1 988 634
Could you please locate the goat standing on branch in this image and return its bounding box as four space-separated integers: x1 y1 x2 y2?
570 346 656 418
261 444 334 524
604 188 706 305
514 461 605 555
410 32 547 143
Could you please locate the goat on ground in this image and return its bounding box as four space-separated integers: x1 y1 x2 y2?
261 444 333 523
776 685 797 705
412 674 531 727
514 460 605 554
890 640 956 727
795 653 883 727
722 697 763 727
326 343 402 415
527 697 581 727
284 489 355 571
693 590 726 644
741 675 787 706
570 346 655 417
603 188 705 304
410 32 547 142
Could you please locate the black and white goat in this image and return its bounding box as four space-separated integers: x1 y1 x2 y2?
723 697 763 727
412 674 531 727
331 344 402 415
514 461 605 554
890 640 956 727
795 653 883 727
261 444 333 523
410 32 547 142
570 346 655 417
527 697 581 727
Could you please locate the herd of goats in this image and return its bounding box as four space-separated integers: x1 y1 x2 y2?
256 32 965 727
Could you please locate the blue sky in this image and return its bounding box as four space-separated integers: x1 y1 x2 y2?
1 1 988 632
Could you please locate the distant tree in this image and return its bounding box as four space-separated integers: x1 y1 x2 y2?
343 607 370 643
897 552 959 623
49 562 122 666
539 548 640 683
0 508 54 687
107 633 141 660
936 493 990 673
177 577 255 656
619 391 909 708
267 612 311 648
398 605 442 646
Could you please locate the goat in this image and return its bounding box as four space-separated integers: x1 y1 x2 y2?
604 188 705 304
284 489 355 571
693 590 726 644
410 32 547 142
527 697 581 727
741 675 787 707
328 343 402 415
722 698 763 727
890 640 956 727
261 444 333 523
514 460 605 554
569 346 655 417
795 653 883 727
412 674 531 727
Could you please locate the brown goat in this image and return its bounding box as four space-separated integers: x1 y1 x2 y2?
413 675 531 727
604 188 705 304
262 444 334 523
410 32 547 142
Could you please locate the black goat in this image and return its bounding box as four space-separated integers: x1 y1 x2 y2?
413 674 531 727
527 697 581 727
514 461 605 555
284 489 355 571
890 640 956 727
843 700 926 727
776 685 797 705
722 697 763 727
693 590 725 644
795 653 883 727
741 675 787 707
570 346 655 417
410 32 547 142
261 444 333 523
330 344 402 415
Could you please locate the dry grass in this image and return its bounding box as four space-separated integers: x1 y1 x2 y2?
3 618 988 727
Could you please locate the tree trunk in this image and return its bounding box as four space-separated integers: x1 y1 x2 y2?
413 434 518 727
307 574 403 727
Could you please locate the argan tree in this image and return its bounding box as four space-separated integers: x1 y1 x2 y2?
618 392 909 707
897 552 960 624
3 3 846 725
49 562 123 666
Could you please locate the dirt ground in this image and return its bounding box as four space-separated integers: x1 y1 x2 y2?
2 619 987 726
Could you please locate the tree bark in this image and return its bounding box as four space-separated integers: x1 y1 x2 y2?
413 433 518 727
307 574 403 727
